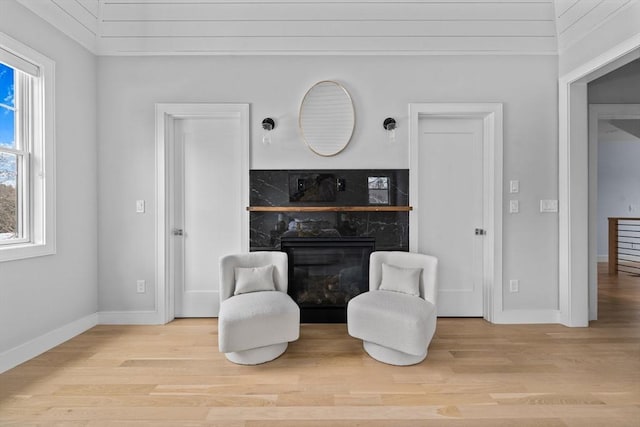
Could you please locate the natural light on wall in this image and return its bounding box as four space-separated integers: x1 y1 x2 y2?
0 32 55 262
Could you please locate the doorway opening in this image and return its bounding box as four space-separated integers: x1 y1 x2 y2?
559 44 640 326
589 105 640 320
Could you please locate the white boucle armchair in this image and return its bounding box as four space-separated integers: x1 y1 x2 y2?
218 252 300 365
347 251 438 366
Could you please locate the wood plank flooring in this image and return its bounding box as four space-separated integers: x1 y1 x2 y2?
1 263 639 426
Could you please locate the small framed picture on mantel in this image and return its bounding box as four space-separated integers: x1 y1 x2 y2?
368 176 390 205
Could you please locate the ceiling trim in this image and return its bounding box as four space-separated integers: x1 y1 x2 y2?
14 0 573 56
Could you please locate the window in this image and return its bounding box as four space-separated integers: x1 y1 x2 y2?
0 33 55 262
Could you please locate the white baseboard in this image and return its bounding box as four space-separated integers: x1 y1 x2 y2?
0 313 98 374
492 309 561 324
598 255 608 263
98 310 163 325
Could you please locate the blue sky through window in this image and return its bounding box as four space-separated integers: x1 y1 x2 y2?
0 62 15 149
0 63 16 187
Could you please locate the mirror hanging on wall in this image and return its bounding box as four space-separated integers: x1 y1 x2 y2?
299 81 355 157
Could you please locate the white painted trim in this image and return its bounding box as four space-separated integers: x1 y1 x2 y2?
588 104 640 321
98 50 559 57
155 103 249 324
589 106 599 322
98 311 162 325
558 34 640 327
0 313 98 374
492 310 561 325
597 255 608 263
559 34 640 84
409 103 503 323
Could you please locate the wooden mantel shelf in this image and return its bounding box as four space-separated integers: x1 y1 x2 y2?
247 206 413 213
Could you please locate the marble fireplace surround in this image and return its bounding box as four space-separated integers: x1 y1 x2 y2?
249 169 410 323
249 169 410 252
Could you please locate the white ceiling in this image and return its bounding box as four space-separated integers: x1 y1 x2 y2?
15 0 637 55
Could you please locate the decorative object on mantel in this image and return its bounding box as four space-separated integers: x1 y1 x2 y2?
368 176 390 205
299 80 355 157
383 117 397 144
289 172 337 202
261 118 275 145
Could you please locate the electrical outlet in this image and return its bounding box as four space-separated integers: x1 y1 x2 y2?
540 199 558 213
509 200 519 214
509 279 519 293
136 280 146 293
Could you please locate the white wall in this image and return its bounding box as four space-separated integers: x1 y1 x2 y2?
0 2 98 355
98 54 559 314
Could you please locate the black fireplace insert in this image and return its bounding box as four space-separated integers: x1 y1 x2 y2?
281 237 375 323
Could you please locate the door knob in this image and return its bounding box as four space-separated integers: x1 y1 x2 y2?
475 228 486 236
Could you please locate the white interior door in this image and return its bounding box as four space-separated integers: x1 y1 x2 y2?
172 116 242 317
417 116 484 316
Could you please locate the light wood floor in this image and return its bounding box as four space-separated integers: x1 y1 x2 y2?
1 264 639 426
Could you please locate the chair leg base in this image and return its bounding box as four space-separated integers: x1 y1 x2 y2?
224 342 288 365
363 341 426 366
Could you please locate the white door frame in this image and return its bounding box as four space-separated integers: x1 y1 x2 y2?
588 104 640 321
409 103 503 322
558 37 640 327
155 103 249 324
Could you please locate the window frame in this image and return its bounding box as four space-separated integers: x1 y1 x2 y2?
0 32 55 262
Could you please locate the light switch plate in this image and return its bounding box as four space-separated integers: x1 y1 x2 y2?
136 200 145 213
509 200 519 214
509 180 519 193
540 199 558 213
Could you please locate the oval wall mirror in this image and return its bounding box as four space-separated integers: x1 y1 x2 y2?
299 81 355 157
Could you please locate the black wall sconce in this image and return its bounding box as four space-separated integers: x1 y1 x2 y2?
262 118 275 144
383 117 397 143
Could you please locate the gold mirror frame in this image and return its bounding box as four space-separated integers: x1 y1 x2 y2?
299 81 355 157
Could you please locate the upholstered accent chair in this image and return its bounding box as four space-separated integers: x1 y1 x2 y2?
218 252 300 365
347 251 438 366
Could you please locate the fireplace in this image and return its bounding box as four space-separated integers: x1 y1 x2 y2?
281 237 375 323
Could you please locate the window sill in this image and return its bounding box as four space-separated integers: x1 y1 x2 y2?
0 242 56 262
